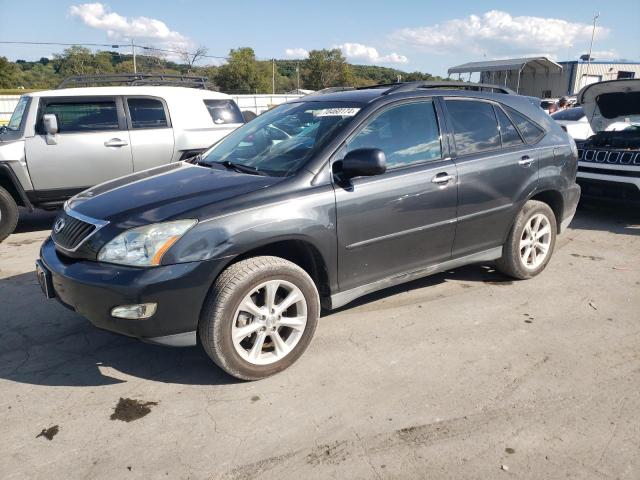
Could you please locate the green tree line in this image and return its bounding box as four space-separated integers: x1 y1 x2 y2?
0 46 443 93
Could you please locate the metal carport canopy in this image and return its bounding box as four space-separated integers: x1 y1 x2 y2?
448 57 563 75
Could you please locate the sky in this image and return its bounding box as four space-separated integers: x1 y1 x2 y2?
1 0 639 77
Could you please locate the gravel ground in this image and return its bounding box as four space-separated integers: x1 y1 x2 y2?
0 203 638 480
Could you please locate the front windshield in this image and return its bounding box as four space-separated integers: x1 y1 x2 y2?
200 101 362 176
5 96 29 131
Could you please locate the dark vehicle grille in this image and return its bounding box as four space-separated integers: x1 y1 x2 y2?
51 212 96 251
577 148 640 166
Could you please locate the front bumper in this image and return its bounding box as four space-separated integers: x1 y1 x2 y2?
39 238 225 345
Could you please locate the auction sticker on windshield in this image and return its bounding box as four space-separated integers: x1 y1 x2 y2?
313 108 360 117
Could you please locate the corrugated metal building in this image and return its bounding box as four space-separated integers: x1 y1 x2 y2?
448 57 640 99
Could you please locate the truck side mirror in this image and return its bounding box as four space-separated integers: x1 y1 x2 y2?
42 114 58 145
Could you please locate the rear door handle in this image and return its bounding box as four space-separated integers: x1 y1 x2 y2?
518 155 534 167
432 172 455 185
104 138 128 148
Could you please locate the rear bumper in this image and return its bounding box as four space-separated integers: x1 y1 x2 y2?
559 183 581 233
39 238 225 345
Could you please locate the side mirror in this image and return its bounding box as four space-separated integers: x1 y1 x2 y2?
341 148 387 179
43 114 58 135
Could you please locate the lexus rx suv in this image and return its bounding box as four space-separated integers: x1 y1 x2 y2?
37 82 581 380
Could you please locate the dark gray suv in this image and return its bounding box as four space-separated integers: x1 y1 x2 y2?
37 82 581 380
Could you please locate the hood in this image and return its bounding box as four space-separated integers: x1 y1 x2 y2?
66 162 280 225
578 79 640 132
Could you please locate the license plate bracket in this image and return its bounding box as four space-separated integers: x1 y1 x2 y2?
35 260 55 299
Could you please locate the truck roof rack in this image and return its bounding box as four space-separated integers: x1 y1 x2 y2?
58 74 213 90
377 81 517 95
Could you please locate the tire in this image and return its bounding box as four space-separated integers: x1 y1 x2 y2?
242 110 257 122
496 200 557 280
0 186 19 243
199 256 320 380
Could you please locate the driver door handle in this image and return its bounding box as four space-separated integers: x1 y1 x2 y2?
518 155 534 167
431 172 455 185
104 138 128 148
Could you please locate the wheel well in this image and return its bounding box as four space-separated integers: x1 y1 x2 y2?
530 190 564 232
230 240 331 298
0 172 24 207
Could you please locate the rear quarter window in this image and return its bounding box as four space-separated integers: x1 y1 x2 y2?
204 99 244 125
505 106 546 143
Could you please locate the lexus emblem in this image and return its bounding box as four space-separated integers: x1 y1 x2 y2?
53 218 66 234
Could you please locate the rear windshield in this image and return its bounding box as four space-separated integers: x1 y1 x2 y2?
204 99 244 125
551 107 584 121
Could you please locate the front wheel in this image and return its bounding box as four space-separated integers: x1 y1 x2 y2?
199 256 320 380
496 200 557 280
0 186 19 243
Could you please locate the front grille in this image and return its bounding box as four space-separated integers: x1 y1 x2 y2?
51 212 96 251
577 148 640 166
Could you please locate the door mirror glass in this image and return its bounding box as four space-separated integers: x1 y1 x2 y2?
42 114 58 135
341 148 387 178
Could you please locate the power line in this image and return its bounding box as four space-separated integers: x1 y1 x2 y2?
0 40 231 61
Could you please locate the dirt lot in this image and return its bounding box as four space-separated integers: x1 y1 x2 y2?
0 204 638 480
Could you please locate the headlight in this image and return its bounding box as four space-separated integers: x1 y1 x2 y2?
98 219 197 267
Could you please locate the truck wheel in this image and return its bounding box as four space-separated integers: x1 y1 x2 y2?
496 200 557 280
0 186 19 243
199 256 320 380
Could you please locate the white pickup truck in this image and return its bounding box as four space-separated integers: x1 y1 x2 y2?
0 85 244 241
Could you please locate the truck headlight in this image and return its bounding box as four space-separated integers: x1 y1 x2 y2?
98 219 197 267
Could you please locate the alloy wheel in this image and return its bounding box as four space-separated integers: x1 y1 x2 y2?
519 213 552 270
231 279 308 366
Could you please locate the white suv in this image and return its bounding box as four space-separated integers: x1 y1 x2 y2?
0 85 244 241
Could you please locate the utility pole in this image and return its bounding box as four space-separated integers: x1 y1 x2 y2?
272 58 275 94
131 39 137 74
585 12 599 81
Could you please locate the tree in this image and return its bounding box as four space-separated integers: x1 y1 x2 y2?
52 46 114 77
302 49 352 90
179 46 209 73
0 56 21 88
215 48 269 93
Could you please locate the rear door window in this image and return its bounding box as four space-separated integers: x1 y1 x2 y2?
505 106 545 143
204 99 244 125
127 98 169 129
445 99 500 155
495 106 524 147
42 100 119 133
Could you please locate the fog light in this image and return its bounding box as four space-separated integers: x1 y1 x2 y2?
111 303 157 319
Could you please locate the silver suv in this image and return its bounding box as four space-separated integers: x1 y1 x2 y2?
0 86 244 241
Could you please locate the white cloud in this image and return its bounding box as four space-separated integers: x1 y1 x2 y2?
390 10 609 57
284 48 309 59
335 43 408 64
69 2 193 54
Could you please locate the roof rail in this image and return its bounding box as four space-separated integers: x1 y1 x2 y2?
380 81 517 95
306 86 356 96
58 74 213 90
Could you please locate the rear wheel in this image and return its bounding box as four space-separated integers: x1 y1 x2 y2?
199 256 320 380
496 200 557 279
0 186 19 243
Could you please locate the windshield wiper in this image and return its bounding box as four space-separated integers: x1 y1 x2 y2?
220 160 266 176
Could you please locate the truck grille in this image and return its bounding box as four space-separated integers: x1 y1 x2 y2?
51 211 97 251
577 149 640 166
